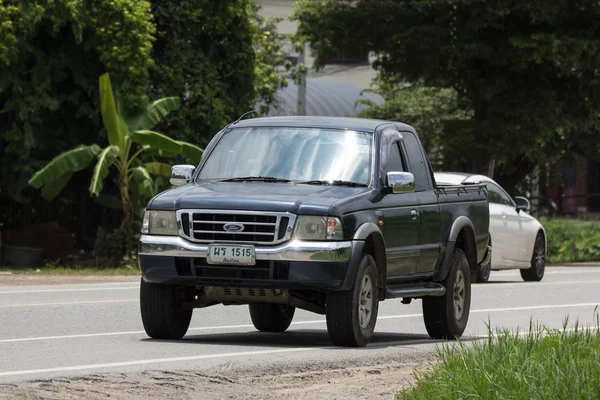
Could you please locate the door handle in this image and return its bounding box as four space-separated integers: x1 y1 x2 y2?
411 209 419 219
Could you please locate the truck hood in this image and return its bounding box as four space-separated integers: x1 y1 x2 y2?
148 181 370 215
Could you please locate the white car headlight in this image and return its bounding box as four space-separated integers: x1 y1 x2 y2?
294 216 344 241
141 211 178 235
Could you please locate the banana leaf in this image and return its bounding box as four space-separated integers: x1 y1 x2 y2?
144 162 172 178
89 146 119 196
179 141 204 163
40 172 73 201
130 130 183 154
94 195 122 210
29 145 101 189
138 97 181 130
143 147 179 158
99 73 128 151
132 165 153 186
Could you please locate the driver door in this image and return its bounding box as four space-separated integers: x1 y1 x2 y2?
381 142 420 277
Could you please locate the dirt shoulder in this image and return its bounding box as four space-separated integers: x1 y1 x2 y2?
0 273 139 286
0 356 433 400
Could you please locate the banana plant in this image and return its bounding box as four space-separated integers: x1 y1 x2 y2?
29 73 203 231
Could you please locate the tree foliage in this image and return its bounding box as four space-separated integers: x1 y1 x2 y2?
0 0 155 207
0 0 287 243
149 0 287 146
29 73 203 230
358 77 472 169
294 0 600 186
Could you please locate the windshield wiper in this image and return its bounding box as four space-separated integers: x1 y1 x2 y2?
296 180 368 187
214 176 291 183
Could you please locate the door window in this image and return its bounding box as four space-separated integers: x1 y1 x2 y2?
486 183 514 206
400 131 430 191
383 143 405 174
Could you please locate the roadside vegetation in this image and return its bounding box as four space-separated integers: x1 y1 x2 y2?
543 218 600 264
399 320 600 400
0 0 287 268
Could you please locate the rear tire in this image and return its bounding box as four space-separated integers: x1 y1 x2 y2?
423 248 471 339
520 233 546 282
326 254 379 347
249 304 295 332
477 261 491 283
140 279 193 340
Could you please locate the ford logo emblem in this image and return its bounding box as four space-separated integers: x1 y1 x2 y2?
223 222 245 232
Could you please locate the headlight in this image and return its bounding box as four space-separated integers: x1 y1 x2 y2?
141 211 178 235
294 216 343 240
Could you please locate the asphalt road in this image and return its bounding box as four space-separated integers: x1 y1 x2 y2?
1 266 599 384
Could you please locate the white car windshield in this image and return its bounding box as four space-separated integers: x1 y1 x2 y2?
197 127 373 185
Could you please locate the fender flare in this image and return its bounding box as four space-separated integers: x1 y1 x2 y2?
353 222 384 241
434 216 476 282
339 222 386 292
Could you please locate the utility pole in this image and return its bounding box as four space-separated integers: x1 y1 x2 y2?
297 42 307 116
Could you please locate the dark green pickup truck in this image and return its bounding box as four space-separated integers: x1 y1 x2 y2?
138 116 490 347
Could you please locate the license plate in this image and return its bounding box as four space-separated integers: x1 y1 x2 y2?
206 245 256 266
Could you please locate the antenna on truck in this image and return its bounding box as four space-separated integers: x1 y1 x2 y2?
232 109 260 124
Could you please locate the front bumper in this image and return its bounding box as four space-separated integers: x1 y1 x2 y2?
138 235 354 289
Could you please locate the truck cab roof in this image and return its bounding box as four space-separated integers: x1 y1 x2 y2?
231 116 416 134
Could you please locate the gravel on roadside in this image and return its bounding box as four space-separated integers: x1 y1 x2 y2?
0 354 435 400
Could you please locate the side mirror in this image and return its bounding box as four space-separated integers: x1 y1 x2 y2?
170 165 195 186
514 196 530 213
386 171 415 194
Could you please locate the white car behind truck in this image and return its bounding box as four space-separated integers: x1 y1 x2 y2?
434 172 546 283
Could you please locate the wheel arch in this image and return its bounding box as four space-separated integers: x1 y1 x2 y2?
534 227 547 258
341 222 387 298
455 226 478 278
362 233 387 300
434 216 478 282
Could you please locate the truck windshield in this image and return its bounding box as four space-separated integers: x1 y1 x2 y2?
197 127 372 185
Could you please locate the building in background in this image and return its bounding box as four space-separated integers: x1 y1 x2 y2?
269 78 383 117
544 157 600 217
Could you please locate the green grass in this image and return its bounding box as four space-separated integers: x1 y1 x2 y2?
0 266 140 275
399 319 600 400
542 217 600 263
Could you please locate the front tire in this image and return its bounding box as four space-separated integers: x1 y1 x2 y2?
423 248 471 339
326 254 379 347
140 279 193 340
249 304 295 332
520 233 546 282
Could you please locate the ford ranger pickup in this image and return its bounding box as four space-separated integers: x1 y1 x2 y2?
138 116 490 347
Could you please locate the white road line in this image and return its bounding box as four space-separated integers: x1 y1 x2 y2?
0 287 138 295
0 302 597 344
471 303 599 314
492 269 600 276
0 348 312 378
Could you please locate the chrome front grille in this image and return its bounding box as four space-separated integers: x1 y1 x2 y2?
176 210 296 245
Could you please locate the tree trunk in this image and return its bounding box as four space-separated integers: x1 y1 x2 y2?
119 180 132 234
471 156 496 177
